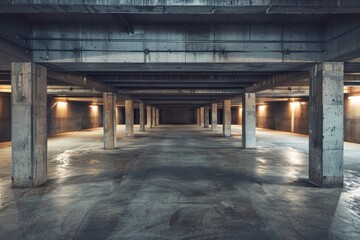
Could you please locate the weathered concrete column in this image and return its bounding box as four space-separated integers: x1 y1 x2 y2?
196 108 200 126
103 92 117 149
146 106 152 128
204 106 210 128
200 107 205 127
11 62 47 188
125 99 134 137
211 103 218 131
139 102 145 132
156 108 160 126
242 93 256 148
223 100 231 137
309 62 344 188
152 107 156 127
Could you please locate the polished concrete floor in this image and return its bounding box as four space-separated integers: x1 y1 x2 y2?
0 125 359 240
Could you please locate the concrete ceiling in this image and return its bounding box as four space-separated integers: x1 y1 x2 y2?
1 1 360 107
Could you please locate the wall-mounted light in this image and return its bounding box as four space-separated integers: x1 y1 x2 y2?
57 101 68 107
258 104 267 111
89 104 98 109
348 95 360 101
289 102 300 107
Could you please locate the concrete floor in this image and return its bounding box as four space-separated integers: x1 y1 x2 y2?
0 125 359 240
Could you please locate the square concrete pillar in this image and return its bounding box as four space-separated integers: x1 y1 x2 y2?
223 100 231 137
139 102 145 132
242 93 256 148
125 99 134 137
103 93 117 149
196 108 200 126
200 107 205 127
146 106 152 128
309 62 344 188
151 107 156 127
11 62 47 187
204 106 210 128
156 108 160 126
211 103 218 131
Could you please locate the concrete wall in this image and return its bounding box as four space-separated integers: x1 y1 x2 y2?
231 107 241 124
32 23 322 64
160 108 195 124
344 93 360 143
117 107 124 124
252 97 360 144
48 98 103 135
117 107 141 125
0 93 11 142
0 97 104 142
256 101 309 135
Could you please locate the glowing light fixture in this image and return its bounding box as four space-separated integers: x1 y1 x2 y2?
289 101 300 107
258 104 267 110
57 101 68 107
89 104 98 109
348 95 360 100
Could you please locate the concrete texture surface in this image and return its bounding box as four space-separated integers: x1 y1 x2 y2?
309 62 344 187
0 125 360 239
11 62 48 187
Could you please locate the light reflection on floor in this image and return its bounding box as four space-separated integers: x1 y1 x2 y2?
0 125 359 239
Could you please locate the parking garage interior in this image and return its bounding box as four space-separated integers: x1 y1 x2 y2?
1 1 360 239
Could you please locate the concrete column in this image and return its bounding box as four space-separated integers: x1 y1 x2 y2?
139 102 145 132
223 100 231 137
156 108 160 126
211 103 218 131
204 106 210 128
196 108 200 126
200 107 205 127
146 106 152 128
103 92 117 149
125 99 134 137
11 63 47 187
152 107 156 127
309 62 344 188
242 93 256 148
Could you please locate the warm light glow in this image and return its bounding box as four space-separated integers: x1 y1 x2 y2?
57 101 68 107
258 105 267 111
289 102 301 107
89 104 98 109
348 95 360 101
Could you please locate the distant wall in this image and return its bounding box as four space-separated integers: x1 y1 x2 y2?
0 93 11 142
48 98 103 135
231 107 241 124
0 97 104 142
344 94 360 143
160 108 195 124
248 97 360 144
256 101 309 135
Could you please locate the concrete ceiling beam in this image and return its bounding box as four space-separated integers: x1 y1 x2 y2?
96 75 266 83
324 18 360 61
47 71 140 102
245 72 309 93
118 89 244 95
1 1 360 14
